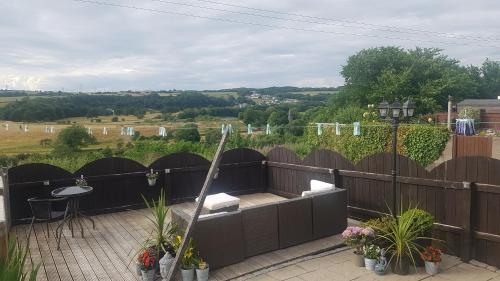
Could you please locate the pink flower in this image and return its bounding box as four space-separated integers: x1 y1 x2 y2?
342 229 352 238
361 227 375 237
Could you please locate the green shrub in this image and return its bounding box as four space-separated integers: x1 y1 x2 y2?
401 125 449 166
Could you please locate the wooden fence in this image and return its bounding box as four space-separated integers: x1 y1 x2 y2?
266 147 500 268
452 135 492 158
3 146 500 268
5 148 265 225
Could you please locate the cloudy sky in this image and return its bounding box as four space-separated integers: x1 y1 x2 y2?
1 0 499 91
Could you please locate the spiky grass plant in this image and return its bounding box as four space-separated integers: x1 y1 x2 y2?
0 238 39 281
142 190 177 254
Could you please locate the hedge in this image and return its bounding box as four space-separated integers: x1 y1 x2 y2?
304 123 450 166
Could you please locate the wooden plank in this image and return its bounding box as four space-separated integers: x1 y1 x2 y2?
166 130 229 281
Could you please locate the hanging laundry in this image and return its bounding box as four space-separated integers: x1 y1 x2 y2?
455 119 475 136
50 126 55 134
221 124 226 134
353 122 360 136
227 124 233 134
5 123 8 131
247 124 252 135
317 123 323 136
87 127 93 135
159 127 167 137
335 123 341 135
120 127 125 136
266 124 271 135
24 124 28 132
103 127 108 135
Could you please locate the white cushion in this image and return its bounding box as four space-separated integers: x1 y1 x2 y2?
310 180 335 191
195 193 240 210
301 189 333 197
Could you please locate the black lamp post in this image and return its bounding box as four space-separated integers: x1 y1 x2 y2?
378 98 415 217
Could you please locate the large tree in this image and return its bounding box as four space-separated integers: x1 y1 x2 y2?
332 47 494 113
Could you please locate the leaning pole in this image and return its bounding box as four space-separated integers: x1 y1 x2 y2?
165 129 229 281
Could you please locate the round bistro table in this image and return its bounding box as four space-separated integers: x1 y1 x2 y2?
52 185 95 250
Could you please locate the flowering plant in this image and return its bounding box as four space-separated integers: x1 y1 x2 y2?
137 248 157 271
342 226 375 254
173 235 197 269
75 175 87 187
420 246 442 263
146 169 159 180
363 243 380 259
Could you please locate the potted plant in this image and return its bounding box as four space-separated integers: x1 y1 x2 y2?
401 208 434 266
159 251 174 280
146 169 158 186
140 191 177 277
342 226 375 267
421 246 442 275
374 249 388 276
375 208 433 275
196 258 209 281
173 235 197 281
137 248 157 281
75 175 87 187
363 244 380 271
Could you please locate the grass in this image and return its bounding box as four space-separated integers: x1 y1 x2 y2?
288 90 339 96
0 117 245 155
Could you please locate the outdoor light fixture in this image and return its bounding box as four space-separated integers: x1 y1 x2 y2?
391 99 402 118
403 98 416 118
378 100 389 118
376 97 416 217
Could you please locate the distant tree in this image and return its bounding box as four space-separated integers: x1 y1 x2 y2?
174 124 201 142
267 111 289 126
53 125 97 153
333 47 484 113
204 128 222 145
238 108 267 126
111 116 119 122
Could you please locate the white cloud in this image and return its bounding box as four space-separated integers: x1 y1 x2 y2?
0 0 499 91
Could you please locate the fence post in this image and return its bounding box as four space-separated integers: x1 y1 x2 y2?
261 160 268 193
0 168 9 258
164 169 173 205
333 169 342 188
460 181 473 262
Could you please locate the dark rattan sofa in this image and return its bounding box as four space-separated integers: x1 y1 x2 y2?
172 188 347 269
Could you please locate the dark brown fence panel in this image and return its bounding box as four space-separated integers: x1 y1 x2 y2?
8 164 74 224
452 135 492 158
214 148 266 195
150 153 210 203
75 157 151 213
472 184 500 267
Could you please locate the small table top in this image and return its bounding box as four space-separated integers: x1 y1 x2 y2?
52 186 93 198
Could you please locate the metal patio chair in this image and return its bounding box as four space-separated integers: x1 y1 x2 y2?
27 197 69 242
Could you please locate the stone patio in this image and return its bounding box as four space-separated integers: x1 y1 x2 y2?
237 247 500 281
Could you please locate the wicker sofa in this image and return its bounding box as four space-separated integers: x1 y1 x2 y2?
171 188 347 269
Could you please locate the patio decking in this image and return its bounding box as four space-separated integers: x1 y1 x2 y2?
11 193 346 281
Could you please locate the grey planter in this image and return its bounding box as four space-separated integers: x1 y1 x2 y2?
159 253 174 279
181 268 195 281
196 267 209 281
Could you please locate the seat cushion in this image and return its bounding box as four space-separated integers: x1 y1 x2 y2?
310 180 335 191
196 193 240 211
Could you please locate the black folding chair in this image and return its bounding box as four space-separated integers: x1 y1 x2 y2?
27 197 69 242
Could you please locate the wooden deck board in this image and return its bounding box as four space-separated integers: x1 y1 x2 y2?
10 193 345 281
